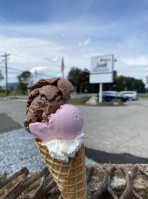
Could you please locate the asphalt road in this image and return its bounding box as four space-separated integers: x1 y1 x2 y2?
1 98 148 164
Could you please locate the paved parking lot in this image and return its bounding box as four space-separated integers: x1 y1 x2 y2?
82 99 148 157
1 98 148 165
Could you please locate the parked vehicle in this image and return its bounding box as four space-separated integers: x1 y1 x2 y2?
120 91 138 100
102 91 128 102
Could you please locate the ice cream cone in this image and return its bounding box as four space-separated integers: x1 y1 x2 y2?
34 138 87 199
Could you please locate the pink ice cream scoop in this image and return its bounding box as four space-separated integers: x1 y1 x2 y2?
29 104 83 141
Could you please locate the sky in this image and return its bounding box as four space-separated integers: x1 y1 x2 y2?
1 0 148 86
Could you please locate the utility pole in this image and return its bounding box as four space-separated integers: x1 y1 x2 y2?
1 53 11 98
61 57 64 78
34 69 37 82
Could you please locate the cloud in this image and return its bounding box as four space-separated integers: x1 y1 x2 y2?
78 38 90 47
30 66 48 73
52 56 60 62
0 34 67 84
83 38 90 47
123 56 148 66
0 19 147 85
0 34 65 66
0 32 94 85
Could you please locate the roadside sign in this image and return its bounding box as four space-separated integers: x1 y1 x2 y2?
89 54 114 103
89 54 114 83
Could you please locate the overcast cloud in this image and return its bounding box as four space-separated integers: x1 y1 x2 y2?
0 0 148 86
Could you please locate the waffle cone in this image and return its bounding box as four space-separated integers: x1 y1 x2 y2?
34 138 87 199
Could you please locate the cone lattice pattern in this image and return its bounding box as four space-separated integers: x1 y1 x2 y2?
34 138 87 199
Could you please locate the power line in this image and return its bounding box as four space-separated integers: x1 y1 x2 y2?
8 67 23 72
7 70 21 74
11 54 28 59
1 53 11 97
0 65 24 72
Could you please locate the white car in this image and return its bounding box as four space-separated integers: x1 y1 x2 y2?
120 91 138 100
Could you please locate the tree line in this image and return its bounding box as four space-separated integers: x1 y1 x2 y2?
67 67 146 93
0 67 146 95
0 70 32 95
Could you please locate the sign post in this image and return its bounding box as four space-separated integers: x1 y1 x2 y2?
99 83 103 103
89 54 114 103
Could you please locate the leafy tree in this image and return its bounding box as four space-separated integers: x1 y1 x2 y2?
77 69 89 92
68 67 146 93
68 67 98 93
0 70 4 82
114 75 145 93
67 67 82 92
17 71 32 94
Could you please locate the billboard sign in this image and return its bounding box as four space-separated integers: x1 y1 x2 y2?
90 54 114 83
91 54 113 73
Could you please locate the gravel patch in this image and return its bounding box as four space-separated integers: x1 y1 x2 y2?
0 128 45 175
0 128 97 175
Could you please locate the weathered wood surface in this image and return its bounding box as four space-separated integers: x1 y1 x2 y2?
1 164 148 199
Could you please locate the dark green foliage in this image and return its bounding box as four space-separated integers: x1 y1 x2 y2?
111 75 145 93
68 67 146 93
67 67 98 93
17 71 32 94
67 67 82 92
0 70 4 82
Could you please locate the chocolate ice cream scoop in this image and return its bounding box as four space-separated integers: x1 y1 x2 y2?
24 77 74 127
